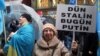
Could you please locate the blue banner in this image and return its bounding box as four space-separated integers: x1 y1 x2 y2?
69 0 76 5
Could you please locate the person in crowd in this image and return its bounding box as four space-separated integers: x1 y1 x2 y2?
33 23 70 56
0 13 35 56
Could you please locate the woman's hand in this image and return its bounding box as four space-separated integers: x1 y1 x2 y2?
7 32 15 41
0 49 5 56
0 49 3 54
71 41 78 51
9 32 15 37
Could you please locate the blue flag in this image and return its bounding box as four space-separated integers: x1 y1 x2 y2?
97 11 100 56
69 0 76 5
0 0 5 10
0 11 4 35
0 0 5 35
96 0 100 56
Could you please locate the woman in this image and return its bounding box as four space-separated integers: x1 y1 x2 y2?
34 23 70 56
0 13 35 56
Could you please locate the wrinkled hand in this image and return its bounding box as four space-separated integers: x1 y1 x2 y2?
0 49 5 56
71 41 78 51
0 49 3 54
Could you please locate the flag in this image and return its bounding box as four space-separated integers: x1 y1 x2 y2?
0 0 5 35
96 0 100 56
69 0 76 5
97 12 100 56
0 11 4 35
0 0 6 10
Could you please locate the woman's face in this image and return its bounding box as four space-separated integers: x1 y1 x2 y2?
43 28 55 42
19 16 24 25
19 16 27 25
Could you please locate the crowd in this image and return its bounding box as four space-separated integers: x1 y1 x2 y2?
0 13 98 56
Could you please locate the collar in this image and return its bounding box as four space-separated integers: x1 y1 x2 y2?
37 36 60 48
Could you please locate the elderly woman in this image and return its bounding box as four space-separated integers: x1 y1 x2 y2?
34 23 70 56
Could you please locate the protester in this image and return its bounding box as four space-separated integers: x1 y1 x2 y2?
34 23 70 56
0 13 35 56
